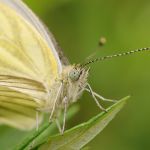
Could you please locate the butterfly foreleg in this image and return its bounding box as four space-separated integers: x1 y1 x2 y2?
86 83 107 112
49 82 63 122
92 91 117 103
55 118 62 133
85 87 117 103
55 96 68 134
61 96 68 134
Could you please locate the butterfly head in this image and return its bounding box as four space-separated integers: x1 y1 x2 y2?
68 65 90 84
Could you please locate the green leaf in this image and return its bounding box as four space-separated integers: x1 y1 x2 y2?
37 96 129 150
14 96 129 150
14 105 80 150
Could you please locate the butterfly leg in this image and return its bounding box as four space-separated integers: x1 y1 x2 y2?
93 92 117 103
55 96 67 134
61 96 67 134
56 119 62 133
49 82 63 122
86 83 107 112
85 84 117 103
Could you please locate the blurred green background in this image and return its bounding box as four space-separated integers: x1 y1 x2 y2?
0 0 150 149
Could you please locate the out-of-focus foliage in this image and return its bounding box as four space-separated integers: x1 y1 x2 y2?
0 0 150 149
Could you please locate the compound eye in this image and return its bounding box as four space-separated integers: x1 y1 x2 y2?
69 69 80 81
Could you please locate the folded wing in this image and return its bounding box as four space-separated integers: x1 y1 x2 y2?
0 85 44 130
0 2 61 85
0 1 61 129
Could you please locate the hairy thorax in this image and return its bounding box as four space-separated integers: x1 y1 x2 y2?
41 65 89 114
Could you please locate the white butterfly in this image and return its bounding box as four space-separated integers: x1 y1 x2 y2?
0 0 148 134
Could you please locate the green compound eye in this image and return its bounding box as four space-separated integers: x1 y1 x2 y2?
69 69 80 81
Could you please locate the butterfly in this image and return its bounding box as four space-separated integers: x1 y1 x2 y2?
0 0 149 134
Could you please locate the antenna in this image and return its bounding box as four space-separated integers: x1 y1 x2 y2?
83 36 107 62
82 47 150 67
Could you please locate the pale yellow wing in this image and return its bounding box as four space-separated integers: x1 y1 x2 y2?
0 2 63 129
0 74 47 130
0 0 65 66
0 74 47 100
0 85 44 130
0 2 61 85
